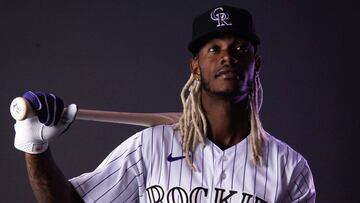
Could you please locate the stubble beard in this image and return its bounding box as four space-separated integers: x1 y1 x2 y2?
201 76 252 100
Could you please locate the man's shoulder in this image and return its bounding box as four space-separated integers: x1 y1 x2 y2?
265 133 316 199
107 125 177 163
266 133 309 167
132 124 179 146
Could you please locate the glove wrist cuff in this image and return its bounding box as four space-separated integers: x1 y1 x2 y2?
14 141 48 154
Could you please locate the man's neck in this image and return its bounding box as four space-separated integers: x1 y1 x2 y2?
201 91 251 149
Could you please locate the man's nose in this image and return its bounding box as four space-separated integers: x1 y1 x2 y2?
220 49 238 65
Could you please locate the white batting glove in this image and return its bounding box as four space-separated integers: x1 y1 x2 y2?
13 91 78 154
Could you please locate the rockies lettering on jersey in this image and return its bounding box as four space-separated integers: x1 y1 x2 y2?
69 125 316 203
146 185 268 203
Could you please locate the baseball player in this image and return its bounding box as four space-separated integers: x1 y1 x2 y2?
13 5 316 203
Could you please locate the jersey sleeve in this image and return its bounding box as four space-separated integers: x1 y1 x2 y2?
69 132 146 203
282 157 316 203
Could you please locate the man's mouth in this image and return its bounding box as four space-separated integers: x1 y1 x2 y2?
215 68 240 79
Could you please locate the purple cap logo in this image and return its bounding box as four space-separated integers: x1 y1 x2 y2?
210 7 232 27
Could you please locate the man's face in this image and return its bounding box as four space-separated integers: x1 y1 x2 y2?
191 35 261 101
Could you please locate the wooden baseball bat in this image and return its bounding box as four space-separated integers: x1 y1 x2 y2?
10 97 181 127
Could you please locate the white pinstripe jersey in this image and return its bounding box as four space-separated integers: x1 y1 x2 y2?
69 125 316 203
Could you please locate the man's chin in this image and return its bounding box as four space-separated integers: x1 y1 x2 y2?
211 89 249 100
202 82 250 99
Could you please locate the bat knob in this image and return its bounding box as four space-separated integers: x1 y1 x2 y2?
10 97 32 121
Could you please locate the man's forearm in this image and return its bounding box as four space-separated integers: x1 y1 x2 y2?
25 149 83 203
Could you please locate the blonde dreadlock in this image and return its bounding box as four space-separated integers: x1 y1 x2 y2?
248 73 268 165
176 73 268 170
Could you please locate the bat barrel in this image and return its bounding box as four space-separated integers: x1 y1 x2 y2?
76 109 181 127
10 97 181 127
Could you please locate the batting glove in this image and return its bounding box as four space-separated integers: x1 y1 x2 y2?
14 91 78 154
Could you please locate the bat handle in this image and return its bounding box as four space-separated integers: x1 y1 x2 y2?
10 97 36 121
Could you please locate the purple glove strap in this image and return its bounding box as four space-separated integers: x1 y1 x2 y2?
23 91 64 126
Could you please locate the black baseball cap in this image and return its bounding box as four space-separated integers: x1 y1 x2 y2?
188 5 260 54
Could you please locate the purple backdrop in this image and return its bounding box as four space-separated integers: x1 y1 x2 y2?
1 0 358 202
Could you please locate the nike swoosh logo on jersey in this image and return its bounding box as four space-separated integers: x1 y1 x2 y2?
167 153 186 162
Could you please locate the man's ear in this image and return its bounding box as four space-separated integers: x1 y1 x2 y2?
254 55 262 74
190 57 201 76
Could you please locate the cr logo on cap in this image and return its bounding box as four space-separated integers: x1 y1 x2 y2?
210 7 232 27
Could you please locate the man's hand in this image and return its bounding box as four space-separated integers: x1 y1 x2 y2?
14 91 77 154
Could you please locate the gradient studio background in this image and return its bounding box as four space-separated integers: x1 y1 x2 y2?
1 0 358 202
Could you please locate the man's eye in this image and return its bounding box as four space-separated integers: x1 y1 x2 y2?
209 46 219 53
236 46 249 52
